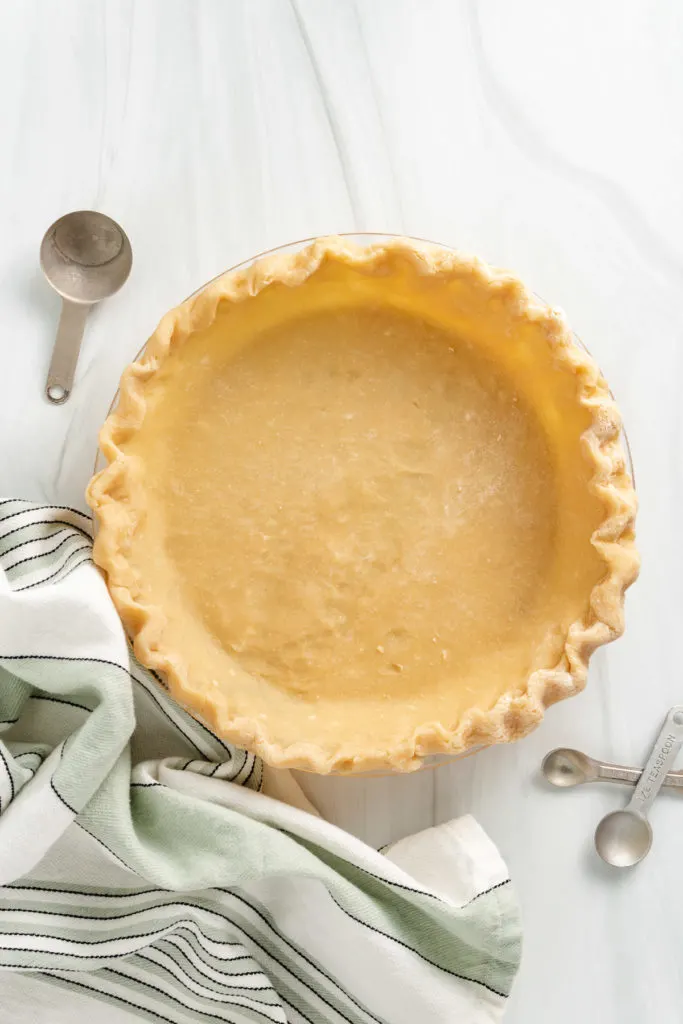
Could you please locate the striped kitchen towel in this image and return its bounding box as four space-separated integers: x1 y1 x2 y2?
0 500 521 1023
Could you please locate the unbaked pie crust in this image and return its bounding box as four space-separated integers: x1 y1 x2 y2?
87 238 639 773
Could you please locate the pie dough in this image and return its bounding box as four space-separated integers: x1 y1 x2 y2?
87 238 639 773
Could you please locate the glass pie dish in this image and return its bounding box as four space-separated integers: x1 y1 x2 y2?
90 234 638 774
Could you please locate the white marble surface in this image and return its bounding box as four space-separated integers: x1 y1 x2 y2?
1 1 682 1020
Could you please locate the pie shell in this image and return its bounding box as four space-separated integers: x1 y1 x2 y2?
87 237 639 774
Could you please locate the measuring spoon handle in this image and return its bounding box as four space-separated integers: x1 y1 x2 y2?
594 760 683 788
627 706 683 816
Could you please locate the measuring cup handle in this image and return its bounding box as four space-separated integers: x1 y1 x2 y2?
45 299 90 404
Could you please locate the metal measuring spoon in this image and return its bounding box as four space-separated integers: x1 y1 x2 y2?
543 747 683 790
595 706 683 867
40 211 132 404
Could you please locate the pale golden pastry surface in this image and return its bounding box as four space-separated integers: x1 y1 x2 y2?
88 238 638 772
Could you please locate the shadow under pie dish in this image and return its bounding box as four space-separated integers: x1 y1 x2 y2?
87 236 639 774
